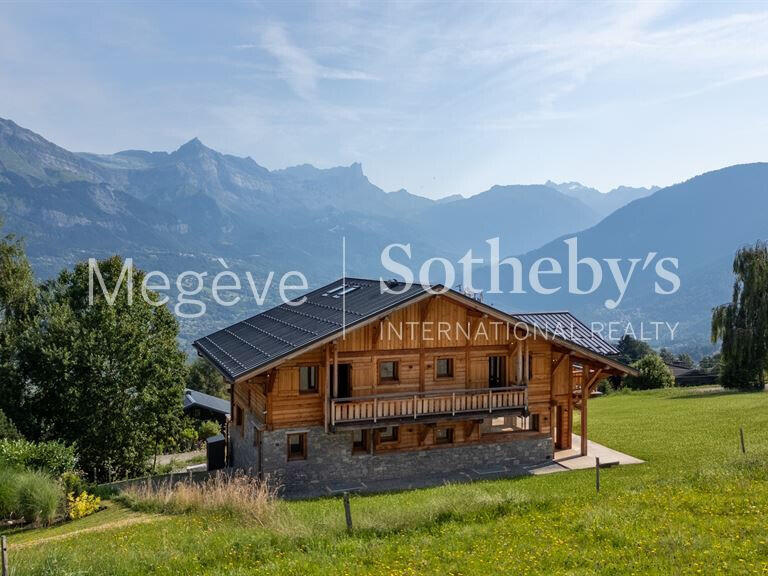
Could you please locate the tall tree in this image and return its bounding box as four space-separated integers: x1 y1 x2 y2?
186 356 227 398
712 241 768 390
23 256 187 480
615 334 654 365
0 227 38 435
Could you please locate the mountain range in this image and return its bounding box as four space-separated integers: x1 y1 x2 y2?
2 116 764 355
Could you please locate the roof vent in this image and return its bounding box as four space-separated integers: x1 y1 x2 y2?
385 278 399 289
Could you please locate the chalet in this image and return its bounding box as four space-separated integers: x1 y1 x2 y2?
194 278 635 495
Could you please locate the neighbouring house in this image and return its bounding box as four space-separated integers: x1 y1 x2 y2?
194 278 635 495
665 363 719 387
183 388 230 428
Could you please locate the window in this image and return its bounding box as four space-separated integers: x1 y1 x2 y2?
488 356 506 388
299 366 319 394
377 426 399 443
528 354 534 381
436 357 454 378
287 433 307 461
379 360 399 382
352 429 369 453
322 283 360 298
435 427 454 445
530 414 540 432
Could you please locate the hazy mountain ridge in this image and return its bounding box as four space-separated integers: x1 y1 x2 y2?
546 180 659 217
1 115 746 353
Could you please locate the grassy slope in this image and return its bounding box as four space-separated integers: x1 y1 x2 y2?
8 387 768 575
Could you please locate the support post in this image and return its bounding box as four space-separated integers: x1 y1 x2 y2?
517 341 523 384
581 367 589 456
595 457 600 493
740 427 746 454
333 342 339 398
324 344 331 433
2 535 7 576
343 492 353 532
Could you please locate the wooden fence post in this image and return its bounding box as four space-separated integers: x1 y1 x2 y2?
343 492 353 532
2 535 8 576
595 457 600 493
740 427 746 454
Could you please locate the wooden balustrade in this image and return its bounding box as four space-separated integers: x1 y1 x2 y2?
331 386 527 426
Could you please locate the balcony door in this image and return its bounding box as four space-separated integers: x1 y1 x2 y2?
488 356 506 388
331 363 352 398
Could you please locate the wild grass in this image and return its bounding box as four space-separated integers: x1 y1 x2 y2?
116 471 278 525
0 468 62 526
9 386 768 575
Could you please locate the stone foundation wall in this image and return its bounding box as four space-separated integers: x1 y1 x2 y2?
250 426 552 494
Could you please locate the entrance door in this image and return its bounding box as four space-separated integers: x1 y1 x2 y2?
331 363 352 398
555 404 571 449
488 356 506 388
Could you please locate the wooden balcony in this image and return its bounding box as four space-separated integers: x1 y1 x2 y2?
331 386 527 429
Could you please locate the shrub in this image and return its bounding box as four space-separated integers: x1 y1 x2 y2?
0 468 63 525
0 409 22 440
67 491 101 520
198 420 221 442
119 471 277 525
624 354 675 390
60 471 87 496
0 438 77 474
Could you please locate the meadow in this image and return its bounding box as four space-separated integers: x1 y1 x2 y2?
7 387 768 575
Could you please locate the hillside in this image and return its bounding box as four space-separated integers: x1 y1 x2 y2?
484 164 768 351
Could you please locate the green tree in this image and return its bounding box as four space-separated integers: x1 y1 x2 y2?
22 256 187 481
712 242 768 390
0 409 22 440
0 227 38 436
187 356 227 398
624 354 675 390
698 353 721 374
674 353 694 369
658 348 675 365
615 334 654 365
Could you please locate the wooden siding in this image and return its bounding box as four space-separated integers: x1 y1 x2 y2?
234 294 599 449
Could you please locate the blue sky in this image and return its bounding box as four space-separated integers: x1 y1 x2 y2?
1 1 767 198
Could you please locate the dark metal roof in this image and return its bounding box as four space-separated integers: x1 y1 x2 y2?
194 278 623 381
183 388 231 415
512 312 619 356
193 278 429 381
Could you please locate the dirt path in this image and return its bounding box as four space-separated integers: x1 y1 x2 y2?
12 514 162 549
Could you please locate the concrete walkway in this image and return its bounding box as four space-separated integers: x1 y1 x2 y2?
530 434 643 475
283 435 643 499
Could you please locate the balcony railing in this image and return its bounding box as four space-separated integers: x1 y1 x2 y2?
331 386 527 427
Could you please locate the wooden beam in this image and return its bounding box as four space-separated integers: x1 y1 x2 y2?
333 341 339 398
585 368 604 393
324 344 331 433
551 352 569 376
517 340 523 384
523 340 529 385
581 372 588 456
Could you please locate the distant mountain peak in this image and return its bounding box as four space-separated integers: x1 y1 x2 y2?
174 137 212 157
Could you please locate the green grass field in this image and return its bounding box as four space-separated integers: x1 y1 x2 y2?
7 387 768 575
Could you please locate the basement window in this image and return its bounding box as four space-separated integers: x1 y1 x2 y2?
377 426 398 443
435 427 454 445
352 429 370 453
299 366 319 394
287 433 307 461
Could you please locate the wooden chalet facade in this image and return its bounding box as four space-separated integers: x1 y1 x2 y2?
194 278 634 495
